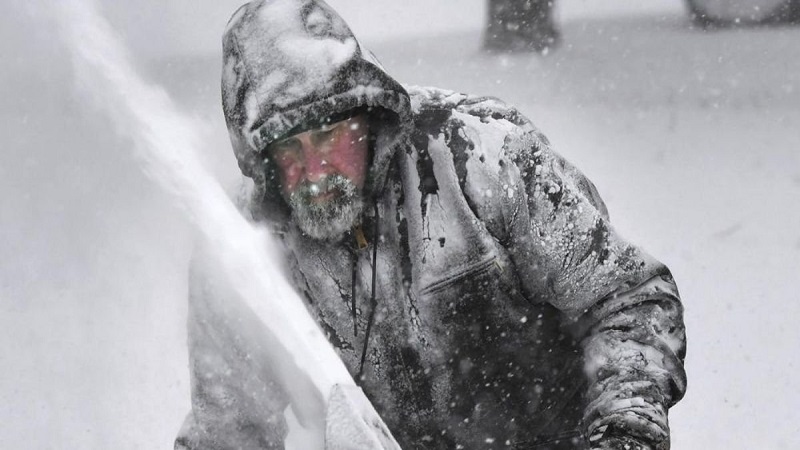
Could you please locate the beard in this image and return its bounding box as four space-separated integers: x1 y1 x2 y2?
287 174 364 240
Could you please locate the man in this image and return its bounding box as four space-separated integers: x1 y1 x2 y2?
177 0 687 449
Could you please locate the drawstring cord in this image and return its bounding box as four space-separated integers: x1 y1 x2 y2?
350 225 368 337
351 259 358 337
353 201 380 380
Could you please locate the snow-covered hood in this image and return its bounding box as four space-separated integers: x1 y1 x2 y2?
221 0 412 218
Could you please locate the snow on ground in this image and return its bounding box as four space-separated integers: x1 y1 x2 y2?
2 0 799 448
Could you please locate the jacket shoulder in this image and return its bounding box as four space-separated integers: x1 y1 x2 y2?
404 87 538 241
406 85 534 130
406 86 555 172
405 86 608 243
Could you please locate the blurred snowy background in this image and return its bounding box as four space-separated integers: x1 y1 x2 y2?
1 0 799 448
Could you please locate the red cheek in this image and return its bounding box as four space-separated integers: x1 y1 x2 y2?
278 162 303 194
326 136 368 186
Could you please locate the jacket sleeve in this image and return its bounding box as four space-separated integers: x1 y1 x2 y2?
469 125 687 449
175 249 290 450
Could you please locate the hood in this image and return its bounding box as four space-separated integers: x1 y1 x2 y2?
221 0 412 221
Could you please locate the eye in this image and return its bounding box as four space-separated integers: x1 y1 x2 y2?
311 124 340 146
268 138 301 165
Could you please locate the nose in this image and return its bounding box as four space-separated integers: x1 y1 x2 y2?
298 138 329 183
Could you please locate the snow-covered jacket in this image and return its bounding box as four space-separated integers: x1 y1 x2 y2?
177 1 687 449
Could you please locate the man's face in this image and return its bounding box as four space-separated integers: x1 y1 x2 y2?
267 114 370 239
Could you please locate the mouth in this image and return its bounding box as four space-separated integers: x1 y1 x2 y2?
291 175 354 208
307 190 338 203
304 185 347 205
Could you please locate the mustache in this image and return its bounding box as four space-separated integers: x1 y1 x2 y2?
291 174 357 200
287 174 365 240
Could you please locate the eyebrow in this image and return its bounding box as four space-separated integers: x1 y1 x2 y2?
269 136 299 150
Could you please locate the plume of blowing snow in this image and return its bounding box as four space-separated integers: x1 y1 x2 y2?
51 1 358 447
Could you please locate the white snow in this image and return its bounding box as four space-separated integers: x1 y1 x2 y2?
2 0 799 449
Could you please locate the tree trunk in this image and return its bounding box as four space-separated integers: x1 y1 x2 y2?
483 0 559 53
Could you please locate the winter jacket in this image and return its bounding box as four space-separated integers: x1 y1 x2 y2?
177 1 687 449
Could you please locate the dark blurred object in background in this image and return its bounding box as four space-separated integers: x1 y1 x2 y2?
483 0 559 53
687 0 800 27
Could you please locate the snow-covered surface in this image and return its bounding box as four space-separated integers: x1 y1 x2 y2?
2 0 799 449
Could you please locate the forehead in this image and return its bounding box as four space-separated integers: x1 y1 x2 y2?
279 114 367 141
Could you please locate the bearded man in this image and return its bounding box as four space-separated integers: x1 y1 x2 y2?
176 1 687 449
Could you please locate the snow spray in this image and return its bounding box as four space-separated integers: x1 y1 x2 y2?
51 1 398 448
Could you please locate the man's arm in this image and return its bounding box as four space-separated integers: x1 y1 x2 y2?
578 273 685 450
462 120 686 449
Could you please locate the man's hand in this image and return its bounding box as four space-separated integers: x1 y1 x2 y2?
588 424 669 450
592 436 653 450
